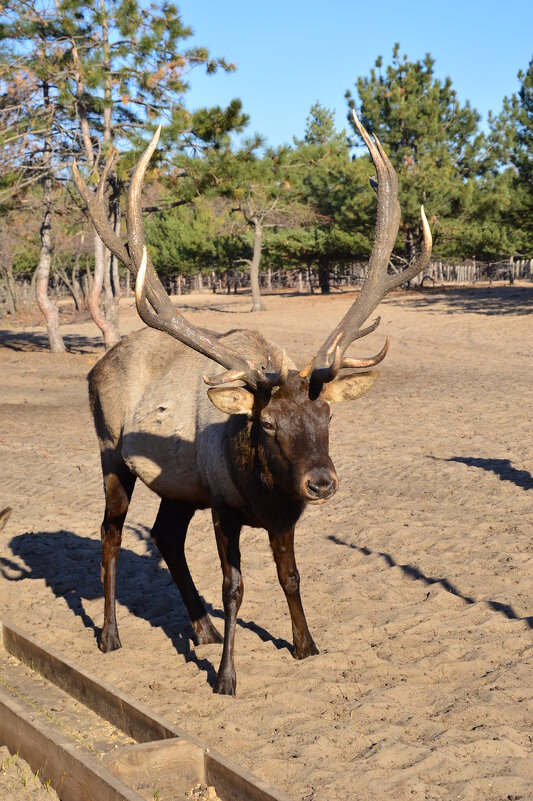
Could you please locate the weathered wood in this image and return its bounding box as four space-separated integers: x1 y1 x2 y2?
104 738 205 796
205 749 293 801
1 620 295 801
0 686 145 801
2 620 186 743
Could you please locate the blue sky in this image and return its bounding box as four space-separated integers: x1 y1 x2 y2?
175 0 533 147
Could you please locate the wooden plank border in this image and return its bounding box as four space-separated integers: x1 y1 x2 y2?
1 620 294 801
0 686 146 801
2 620 184 744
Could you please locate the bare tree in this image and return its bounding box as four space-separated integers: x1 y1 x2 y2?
35 79 65 352
0 5 72 351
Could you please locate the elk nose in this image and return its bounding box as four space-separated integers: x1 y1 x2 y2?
304 469 338 501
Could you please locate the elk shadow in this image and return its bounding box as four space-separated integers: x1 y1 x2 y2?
0 527 219 682
328 535 533 629
443 456 533 491
0 525 290 687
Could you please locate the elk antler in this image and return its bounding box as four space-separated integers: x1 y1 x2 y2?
300 110 432 393
73 129 287 391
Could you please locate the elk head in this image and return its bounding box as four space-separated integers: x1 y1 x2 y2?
73 112 432 506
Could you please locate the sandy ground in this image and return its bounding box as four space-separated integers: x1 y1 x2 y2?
0 746 58 800
0 285 532 801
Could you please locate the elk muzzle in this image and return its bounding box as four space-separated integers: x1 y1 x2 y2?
301 467 338 503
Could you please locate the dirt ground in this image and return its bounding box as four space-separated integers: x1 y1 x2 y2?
0 285 532 801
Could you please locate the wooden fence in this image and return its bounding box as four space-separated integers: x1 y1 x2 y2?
1 258 532 314
410 258 532 286
169 258 532 295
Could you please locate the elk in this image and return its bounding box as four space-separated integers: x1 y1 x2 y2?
73 112 432 695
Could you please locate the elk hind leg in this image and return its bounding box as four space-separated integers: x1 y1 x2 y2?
100 460 136 653
151 499 222 645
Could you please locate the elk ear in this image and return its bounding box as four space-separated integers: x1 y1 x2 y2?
321 371 379 404
207 387 255 416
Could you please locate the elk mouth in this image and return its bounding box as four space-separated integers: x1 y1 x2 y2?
302 469 338 504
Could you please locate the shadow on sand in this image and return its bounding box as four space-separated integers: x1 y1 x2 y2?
443 456 533 491
0 526 291 687
0 329 102 354
328 534 533 630
396 285 533 316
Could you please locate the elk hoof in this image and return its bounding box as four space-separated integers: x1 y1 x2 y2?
198 628 223 645
100 628 121 653
294 639 319 660
213 673 236 696
194 617 223 645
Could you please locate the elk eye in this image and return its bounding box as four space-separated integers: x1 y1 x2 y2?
261 419 276 435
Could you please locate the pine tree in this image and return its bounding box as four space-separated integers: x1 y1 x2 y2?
346 44 485 260
0 1 76 351
194 134 314 310
289 103 373 292
488 54 533 254
53 0 246 344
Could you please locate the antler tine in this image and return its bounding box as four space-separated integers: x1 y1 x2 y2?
96 149 117 202
385 204 432 291
124 126 178 321
73 147 171 320
203 369 247 387
136 244 280 391
126 137 272 388
205 349 288 390
72 153 130 268
302 109 432 391
126 127 161 269
135 245 163 329
75 129 292 392
341 336 389 369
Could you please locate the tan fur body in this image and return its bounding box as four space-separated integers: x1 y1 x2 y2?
89 327 289 513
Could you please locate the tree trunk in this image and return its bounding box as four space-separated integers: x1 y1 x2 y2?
99 0 120 341
405 228 415 264
1 264 17 316
36 83 65 353
24 267 38 311
307 258 314 294
36 195 65 352
250 220 265 311
318 256 330 294
72 255 83 309
110 174 122 299
102 244 120 333
0 278 12 318
70 21 120 346
58 266 82 311
88 231 120 348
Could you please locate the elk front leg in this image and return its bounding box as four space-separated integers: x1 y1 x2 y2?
212 506 243 695
100 463 136 653
269 528 318 660
151 499 222 645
